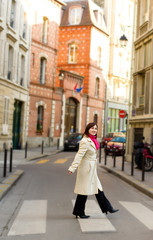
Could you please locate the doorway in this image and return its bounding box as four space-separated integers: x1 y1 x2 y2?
64 97 78 137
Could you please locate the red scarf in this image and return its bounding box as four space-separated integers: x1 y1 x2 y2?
89 134 99 150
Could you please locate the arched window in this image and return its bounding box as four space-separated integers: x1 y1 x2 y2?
68 44 78 63
95 77 100 97
94 114 98 124
39 57 46 84
69 7 83 25
8 45 13 80
42 17 48 44
37 106 44 132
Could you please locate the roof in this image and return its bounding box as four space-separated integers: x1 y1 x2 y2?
61 0 108 34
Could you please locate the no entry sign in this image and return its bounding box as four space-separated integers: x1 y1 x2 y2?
119 110 126 118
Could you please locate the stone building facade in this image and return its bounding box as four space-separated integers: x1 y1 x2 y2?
57 0 109 142
127 0 153 159
0 0 31 150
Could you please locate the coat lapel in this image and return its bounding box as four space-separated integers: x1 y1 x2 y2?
87 137 96 149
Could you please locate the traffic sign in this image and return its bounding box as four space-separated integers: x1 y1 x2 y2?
119 110 126 118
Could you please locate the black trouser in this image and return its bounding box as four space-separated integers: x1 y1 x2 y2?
73 190 113 215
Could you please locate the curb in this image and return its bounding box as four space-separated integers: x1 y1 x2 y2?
27 149 63 161
101 165 153 199
0 169 24 201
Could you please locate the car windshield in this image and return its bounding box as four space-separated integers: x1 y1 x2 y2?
111 137 126 143
68 134 82 140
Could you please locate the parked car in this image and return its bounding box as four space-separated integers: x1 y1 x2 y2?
104 136 126 155
102 132 125 147
64 133 83 151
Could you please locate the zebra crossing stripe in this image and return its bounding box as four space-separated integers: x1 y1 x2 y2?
72 199 116 232
8 200 47 236
119 201 153 230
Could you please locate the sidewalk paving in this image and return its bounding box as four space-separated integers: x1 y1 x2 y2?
0 147 153 201
0 146 62 200
98 150 153 199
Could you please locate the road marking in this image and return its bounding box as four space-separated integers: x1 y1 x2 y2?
54 158 68 164
119 201 153 230
72 199 116 232
36 159 50 164
8 200 47 236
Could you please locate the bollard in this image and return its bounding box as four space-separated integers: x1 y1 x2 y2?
141 154 145 181
122 148 125 171
113 148 116 167
25 142 28 158
57 138 60 150
9 148 13 172
3 149 7 177
131 152 134 176
41 140 44 154
99 142 102 163
104 143 107 165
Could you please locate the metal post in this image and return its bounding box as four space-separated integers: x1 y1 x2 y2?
3 149 7 177
41 140 44 154
9 148 13 172
141 154 145 181
113 148 116 167
57 138 60 150
131 152 134 176
122 148 125 171
99 142 102 163
25 142 28 158
104 143 107 165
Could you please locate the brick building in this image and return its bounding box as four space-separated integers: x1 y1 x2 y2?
56 0 109 143
28 0 65 147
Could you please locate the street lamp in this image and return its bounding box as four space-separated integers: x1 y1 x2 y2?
58 71 64 81
119 34 128 47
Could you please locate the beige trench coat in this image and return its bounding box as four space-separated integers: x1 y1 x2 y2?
68 136 103 195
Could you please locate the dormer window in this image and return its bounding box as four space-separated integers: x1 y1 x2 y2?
69 7 83 25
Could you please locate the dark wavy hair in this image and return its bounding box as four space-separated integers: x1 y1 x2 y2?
83 122 98 138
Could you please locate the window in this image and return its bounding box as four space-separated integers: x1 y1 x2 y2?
97 47 101 67
2 97 10 135
3 97 9 125
95 77 100 97
68 44 78 63
20 55 25 86
107 108 120 133
94 114 98 123
10 0 16 28
42 17 48 44
139 74 145 105
32 53 35 66
8 45 13 80
39 57 46 84
22 12 27 39
69 7 83 25
37 106 44 132
140 0 149 25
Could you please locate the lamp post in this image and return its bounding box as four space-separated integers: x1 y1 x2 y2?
119 34 128 47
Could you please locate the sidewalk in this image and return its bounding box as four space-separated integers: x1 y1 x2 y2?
0 146 63 200
98 150 153 199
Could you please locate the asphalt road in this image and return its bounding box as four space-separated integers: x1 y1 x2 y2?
0 151 153 240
